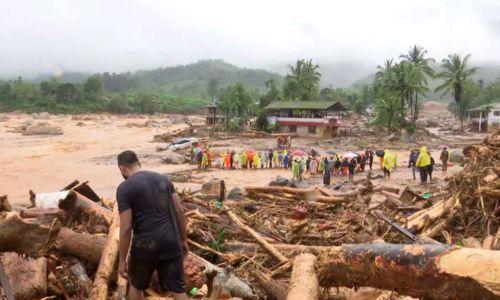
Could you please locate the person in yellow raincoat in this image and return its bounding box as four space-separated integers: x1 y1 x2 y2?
201 151 208 170
416 146 431 184
253 152 261 169
241 151 248 169
383 150 396 179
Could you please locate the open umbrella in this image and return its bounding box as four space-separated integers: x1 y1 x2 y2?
292 150 308 157
325 150 337 155
375 150 385 157
343 152 359 159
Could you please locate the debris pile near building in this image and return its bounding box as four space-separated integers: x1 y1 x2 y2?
1 132 500 300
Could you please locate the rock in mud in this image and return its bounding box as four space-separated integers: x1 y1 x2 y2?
23 123 63 136
227 187 244 201
269 175 290 186
162 150 186 164
449 149 464 163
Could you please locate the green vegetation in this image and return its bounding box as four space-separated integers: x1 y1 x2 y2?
101 59 282 98
283 59 321 101
0 76 207 114
370 45 500 132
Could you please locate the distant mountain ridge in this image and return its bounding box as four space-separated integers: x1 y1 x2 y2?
34 59 284 98
28 59 500 101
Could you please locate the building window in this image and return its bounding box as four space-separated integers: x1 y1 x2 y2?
289 125 297 133
494 110 500 116
308 126 317 134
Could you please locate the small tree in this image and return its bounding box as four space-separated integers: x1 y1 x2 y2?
83 75 104 100
374 96 400 133
255 110 269 131
55 83 78 103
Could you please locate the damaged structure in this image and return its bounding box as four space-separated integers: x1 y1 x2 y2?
467 102 500 132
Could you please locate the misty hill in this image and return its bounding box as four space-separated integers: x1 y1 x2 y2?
103 59 283 98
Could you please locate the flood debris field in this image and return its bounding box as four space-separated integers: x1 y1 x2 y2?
0 111 498 299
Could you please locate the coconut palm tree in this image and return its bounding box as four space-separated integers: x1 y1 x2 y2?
283 59 321 101
400 45 435 123
435 53 478 133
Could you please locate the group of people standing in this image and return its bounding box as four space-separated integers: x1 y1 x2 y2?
193 148 300 171
408 146 449 184
321 149 376 186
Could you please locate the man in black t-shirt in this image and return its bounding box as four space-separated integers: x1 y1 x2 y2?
116 150 188 300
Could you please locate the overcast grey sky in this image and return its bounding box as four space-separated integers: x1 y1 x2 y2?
1 0 499 77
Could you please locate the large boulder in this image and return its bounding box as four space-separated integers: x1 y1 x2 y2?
23 123 63 136
201 179 226 201
162 150 186 164
449 149 464 163
269 175 289 186
227 187 244 201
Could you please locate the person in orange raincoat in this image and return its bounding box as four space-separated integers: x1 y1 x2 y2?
224 151 231 169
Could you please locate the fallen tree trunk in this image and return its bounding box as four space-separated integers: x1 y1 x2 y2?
246 186 315 196
189 253 254 299
315 243 500 299
287 253 319 300
60 192 113 226
55 227 106 264
226 210 289 263
2 252 47 300
252 270 287 300
224 241 328 256
0 212 60 257
20 208 65 219
90 206 120 299
406 197 459 233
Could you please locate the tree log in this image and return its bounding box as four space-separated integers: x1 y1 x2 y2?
224 241 328 257
20 208 65 219
315 243 500 299
189 252 254 299
55 227 106 264
246 186 315 195
0 212 60 257
287 253 319 300
69 262 92 297
226 210 289 263
252 270 287 300
2 252 47 300
90 206 120 299
406 197 459 233
60 192 113 226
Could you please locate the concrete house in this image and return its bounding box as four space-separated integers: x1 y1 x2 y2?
467 102 500 132
205 101 226 125
264 101 347 138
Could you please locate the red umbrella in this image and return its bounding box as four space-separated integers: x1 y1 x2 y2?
292 150 308 156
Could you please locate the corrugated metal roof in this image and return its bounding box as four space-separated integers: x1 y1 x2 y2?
467 102 500 112
265 101 345 110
